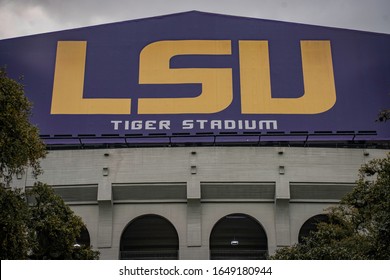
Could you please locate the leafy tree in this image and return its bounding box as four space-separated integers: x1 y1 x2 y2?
271 153 390 260
0 183 100 260
27 182 100 260
0 67 46 186
0 187 30 259
0 69 99 259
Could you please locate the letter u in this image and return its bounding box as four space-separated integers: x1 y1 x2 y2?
239 40 336 114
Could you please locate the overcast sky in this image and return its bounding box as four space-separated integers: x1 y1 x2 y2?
1 0 390 39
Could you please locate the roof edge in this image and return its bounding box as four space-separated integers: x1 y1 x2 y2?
1 10 389 41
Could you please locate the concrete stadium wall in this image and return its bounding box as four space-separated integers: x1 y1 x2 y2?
12 146 389 259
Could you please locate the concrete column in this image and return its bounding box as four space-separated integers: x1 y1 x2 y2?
97 176 113 249
187 198 201 247
186 151 202 248
274 168 291 248
97 200 113 248
182 150 204 259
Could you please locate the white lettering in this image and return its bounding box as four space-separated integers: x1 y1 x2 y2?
210 120 222 129
145 120 156 130
131 120 142 130
196 120 207 129
238 120 243 129
182 120 194 129
111 120 122 130
110 119 278 132
259 120 278 130
245 120 256 129
110 120 171 130
225 120 236 129
159 120 170 130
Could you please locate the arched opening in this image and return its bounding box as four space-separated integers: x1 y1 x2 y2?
298 214 329 243
120 214 179 260
209 213 268 260
76 226 91 247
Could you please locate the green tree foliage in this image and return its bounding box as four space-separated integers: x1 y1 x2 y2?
27 182 100 260
0 68 98 259
0 187 30 259
0 68 46 186
0 183 99 260
270 153 390 260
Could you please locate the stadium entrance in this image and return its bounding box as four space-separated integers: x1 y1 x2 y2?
209 214 268 259
119 214 179 260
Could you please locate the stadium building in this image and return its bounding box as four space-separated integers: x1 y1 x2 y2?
1 11 389 260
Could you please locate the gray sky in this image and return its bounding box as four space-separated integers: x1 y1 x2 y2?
1 0 390 39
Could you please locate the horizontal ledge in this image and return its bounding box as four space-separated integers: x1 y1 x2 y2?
201 199 275 203
113 199 187 204
289 199 341 203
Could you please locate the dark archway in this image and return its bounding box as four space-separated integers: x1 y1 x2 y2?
120 214 179 260
298 214 329 243
76 226 91 247
210 213 268 260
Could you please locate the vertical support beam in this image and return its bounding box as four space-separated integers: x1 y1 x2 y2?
186 151 202 248
274 198 291 247
97 200 113 248
97 179 113 248
274 175 291 248
187 198 201 247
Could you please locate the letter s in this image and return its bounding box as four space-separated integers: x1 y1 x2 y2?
138 40 233 114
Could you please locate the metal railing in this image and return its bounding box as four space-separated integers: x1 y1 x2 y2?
42 131 390 150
